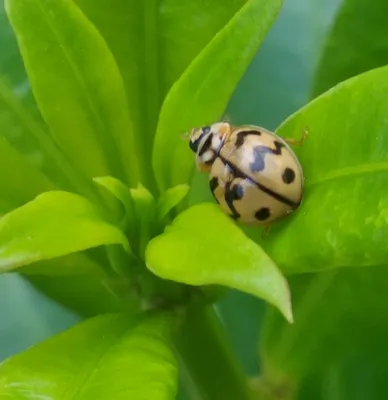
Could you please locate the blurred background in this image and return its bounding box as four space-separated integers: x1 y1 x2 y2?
0 0 341 389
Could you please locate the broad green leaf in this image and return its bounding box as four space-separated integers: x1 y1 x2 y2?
0 136 52 214
146 203 293 322
259 265 388 390
0 312 178 399
157 184 190 223
0 191 130 273
248 65 388 275
74 0 246 189
131 184 157 259
312 0 388 97
5 0 139 186
153 0 283 191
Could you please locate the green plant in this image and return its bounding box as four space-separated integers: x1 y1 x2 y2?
1 0 388 398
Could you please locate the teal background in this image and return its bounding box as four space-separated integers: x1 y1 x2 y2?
0 0 341 382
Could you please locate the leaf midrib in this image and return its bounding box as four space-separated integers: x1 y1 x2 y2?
306 160 388 188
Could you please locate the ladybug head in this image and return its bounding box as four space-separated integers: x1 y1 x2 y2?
188 122 231 154
188 126 211 153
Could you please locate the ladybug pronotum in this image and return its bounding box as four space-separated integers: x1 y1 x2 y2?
188 122 305 225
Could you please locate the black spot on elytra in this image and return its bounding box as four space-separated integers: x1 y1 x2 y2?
255 207 270 221
235 130 261 148
282 167 295 184
224 181 243 220
218 156 298 208
250 140 285 173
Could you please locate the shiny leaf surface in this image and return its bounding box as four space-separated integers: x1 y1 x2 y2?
0 191 129 273
146 203 293 322
0 313 178 399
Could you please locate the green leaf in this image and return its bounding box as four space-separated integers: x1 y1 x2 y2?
146 203 293 322
0 135 52 214
251 65 388 275
93 176 135 231
152 0 283 191
0 312 178 399
5 0 139 186
312 0 388 97
157 184 190 223
0 77 100 200
26 274 123 317
74 0 246 190
20 252 103 277
259 265 388 389
131 184 157 259
0 191 130 273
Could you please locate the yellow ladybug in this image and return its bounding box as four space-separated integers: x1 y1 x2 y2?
188 122 306 225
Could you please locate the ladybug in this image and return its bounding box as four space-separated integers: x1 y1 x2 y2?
188 122 306 225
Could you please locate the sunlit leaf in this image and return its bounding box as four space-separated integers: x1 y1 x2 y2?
0 191 130 273
153 0 283 191
0 313 178 399
146 203 293 322
5 0 139 185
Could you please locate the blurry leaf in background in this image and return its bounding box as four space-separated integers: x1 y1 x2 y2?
312 0 388 97
260 265 388 400
0 2 26 89
0 312 178 400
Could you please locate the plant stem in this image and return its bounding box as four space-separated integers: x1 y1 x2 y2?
174 305 253 400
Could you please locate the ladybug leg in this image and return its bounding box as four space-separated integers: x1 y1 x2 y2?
284 127 309 147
